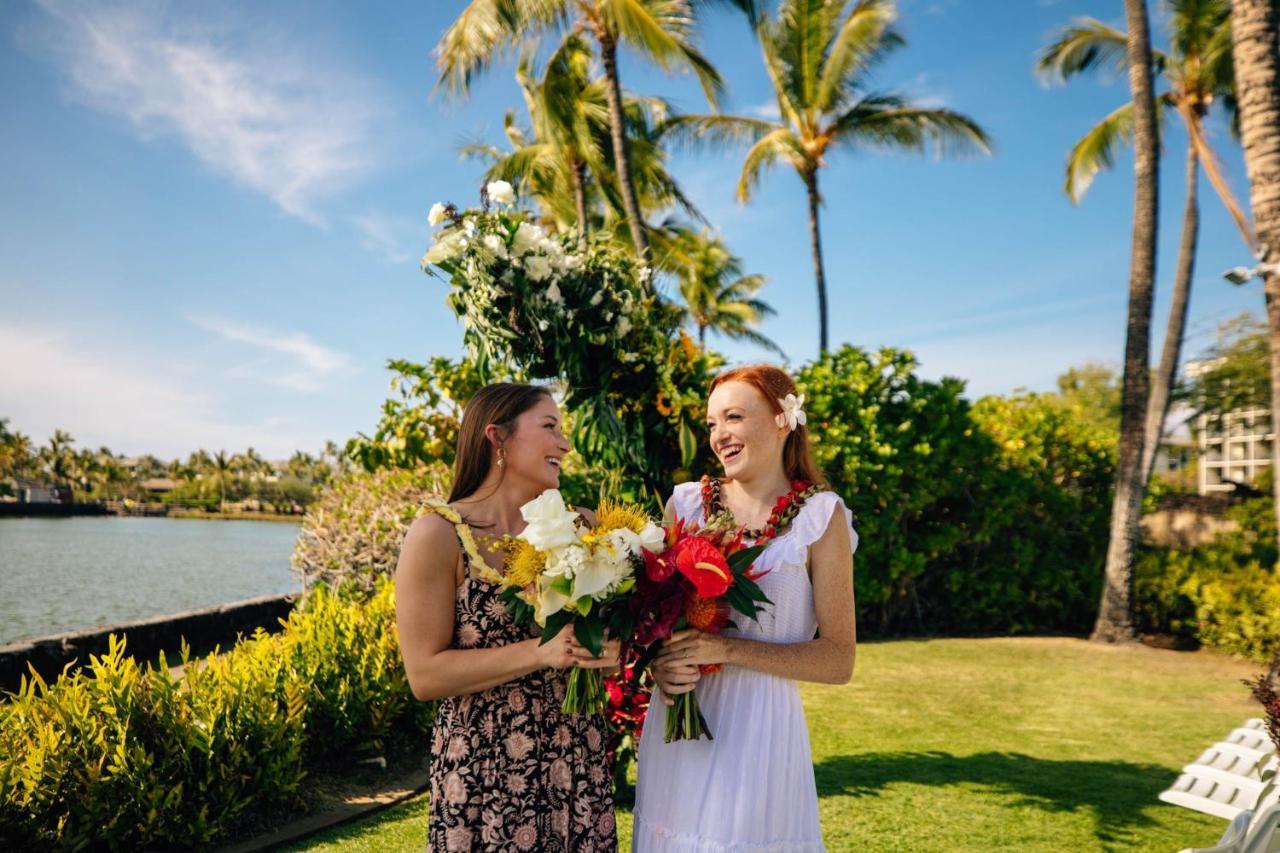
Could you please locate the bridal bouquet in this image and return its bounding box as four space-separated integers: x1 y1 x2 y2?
629 519 771 741
498 489 665 714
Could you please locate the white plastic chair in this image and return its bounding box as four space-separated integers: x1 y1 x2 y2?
1225 728 1276 753
1161 769 1270 820
1190 742 1275 780
1178 809 1254 853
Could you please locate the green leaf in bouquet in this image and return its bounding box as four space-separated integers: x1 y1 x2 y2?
540 610 573 645
574 615 605 657
727 544 766 574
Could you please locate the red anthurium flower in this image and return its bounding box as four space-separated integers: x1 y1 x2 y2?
674 537 733 598
644 547 676 582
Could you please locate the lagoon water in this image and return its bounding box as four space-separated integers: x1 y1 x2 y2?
0 516 301 645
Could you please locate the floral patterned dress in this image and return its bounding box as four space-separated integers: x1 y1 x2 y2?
420 502 616 852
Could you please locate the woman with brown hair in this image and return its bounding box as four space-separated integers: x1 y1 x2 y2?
632 364 859 852
395 383 619 851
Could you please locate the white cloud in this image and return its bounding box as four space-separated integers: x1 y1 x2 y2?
353 213 418 264
0 323 328 457
29 0 385 225
745 99 781 121
188 314 351 393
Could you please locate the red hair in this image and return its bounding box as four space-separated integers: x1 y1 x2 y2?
709 365 826 486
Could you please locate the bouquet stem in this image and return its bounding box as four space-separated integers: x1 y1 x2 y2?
563 666 607 714
664 691 712 742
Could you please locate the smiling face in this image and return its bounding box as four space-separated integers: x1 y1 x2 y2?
497 394 571 492
706 380 788 482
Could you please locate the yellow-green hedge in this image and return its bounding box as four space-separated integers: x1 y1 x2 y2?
0 579 432 850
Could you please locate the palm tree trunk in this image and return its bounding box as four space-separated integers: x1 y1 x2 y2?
803 169 830 356
597 34 649 263
1229 0 1280 572
572 158 589 252
1094 0 1160 645
1141 143 1200 486
699 322 707 348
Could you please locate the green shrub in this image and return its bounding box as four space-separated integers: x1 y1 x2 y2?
292 466 448 594
797 346 1114 636
1135 496 1280 662
0 580 429 850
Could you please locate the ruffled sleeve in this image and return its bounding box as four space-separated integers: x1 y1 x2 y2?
667 480 705 524
770 491 859 570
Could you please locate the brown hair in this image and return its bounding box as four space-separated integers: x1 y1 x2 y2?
448 383 554 503
709 365 826 486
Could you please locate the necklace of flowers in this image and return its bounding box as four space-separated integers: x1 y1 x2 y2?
700 475 824 542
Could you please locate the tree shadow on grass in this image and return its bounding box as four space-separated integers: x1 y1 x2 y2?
815 751 1182 846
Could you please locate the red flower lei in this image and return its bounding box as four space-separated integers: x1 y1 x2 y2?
700 475 824 542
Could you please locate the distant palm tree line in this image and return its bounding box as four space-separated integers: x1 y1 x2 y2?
0 418 345 508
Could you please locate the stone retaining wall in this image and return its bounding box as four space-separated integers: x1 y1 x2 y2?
0 592 297 693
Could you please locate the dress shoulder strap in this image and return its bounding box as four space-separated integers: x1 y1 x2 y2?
417 500 504 584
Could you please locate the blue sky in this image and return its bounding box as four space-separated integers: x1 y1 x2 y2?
0 0 1267 459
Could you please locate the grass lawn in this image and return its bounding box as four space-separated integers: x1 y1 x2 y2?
283 637 1265 852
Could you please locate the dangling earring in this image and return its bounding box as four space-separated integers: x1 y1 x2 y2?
497 447 507 468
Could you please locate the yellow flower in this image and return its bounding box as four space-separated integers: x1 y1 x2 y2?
594 499 650 535
504 539 546 588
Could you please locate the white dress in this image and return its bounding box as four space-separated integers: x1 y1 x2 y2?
632 482 859 853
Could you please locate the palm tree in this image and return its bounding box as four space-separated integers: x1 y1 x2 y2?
1092 0 1162 645
41 429 78 487
1039 0 1247 487
436 0 743 261
659 226 783 354
0 418 34 480
462 35 702 249
1228 0 1280 565
208 450 235 512
662 0 991 355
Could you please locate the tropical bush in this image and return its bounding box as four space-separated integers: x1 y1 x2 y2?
346 356 501 473
292 465 449 594
0 580 430 850
797 346 1115 635
1135 495 1280 662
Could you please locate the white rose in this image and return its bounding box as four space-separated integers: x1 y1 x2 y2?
511 221 545 257
616 316 632 336
519 489 580 551
525 255 552 282
589 290 604 307
482 233 508 260
545 282 563 305
428 202 448 226
638 522 666 552
486 180 515 206
421 230 467 267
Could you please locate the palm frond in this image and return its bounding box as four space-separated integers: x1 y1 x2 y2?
814 0 901 114
1036 18 1160 83
658 113 779 150
830 98 993 161
1063 100 1133 201
737 127 806 202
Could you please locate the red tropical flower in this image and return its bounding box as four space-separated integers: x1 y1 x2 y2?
673 536 733 598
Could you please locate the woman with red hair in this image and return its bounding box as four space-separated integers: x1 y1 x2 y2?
633 364 859 852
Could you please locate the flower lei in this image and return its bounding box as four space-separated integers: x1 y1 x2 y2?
699 475 824 542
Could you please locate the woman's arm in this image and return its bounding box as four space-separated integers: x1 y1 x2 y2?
656 505 857 685
395 514 610 702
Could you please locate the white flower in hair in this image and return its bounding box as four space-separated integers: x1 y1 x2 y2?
776 393 807 431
